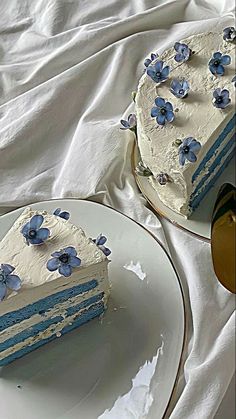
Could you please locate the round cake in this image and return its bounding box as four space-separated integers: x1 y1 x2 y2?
135 30 236 217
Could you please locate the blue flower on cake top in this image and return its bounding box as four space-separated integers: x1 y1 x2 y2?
120 114 137 131
146 61 170 84
93 234 111 256
174 42 192 62
21 214 50 246
232 75 236 87
178 138 201 166
170 79 190 98
208 52 231 76
0 264 21 301
144 53 159 68
47 246 81 277
53 208 70 220
151 97 175 126
212 88 231 109
223 27 236 42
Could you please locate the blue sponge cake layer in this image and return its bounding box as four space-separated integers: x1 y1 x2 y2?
0 301 104 367
0 280 106 366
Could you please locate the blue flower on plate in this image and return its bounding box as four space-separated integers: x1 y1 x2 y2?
93 234 111 256
21 215 50 246
174 42 192 62
212 88 231 109
223 27 236 42
120 114 137 131
178 137 201 166
151 97 175 126
53 208 70 220
0 264 21 301
47 247 81 277
146 60 170 84
170 79 190 98
208 52 231 76
144 53 159 68
232 75 236 87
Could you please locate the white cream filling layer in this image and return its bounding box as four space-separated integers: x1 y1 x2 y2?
0 261 109 317
0 300 103 360
0 283 109 344
190 139 235 203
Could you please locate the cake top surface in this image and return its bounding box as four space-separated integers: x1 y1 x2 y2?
136 31 236 178
0 207 108 301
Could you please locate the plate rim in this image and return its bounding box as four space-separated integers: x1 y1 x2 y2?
132 142 211 243
0 198 188 419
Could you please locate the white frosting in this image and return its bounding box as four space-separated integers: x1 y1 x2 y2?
136 32 236 216
0 207 109 312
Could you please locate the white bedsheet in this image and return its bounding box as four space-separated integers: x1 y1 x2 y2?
0 1 235 418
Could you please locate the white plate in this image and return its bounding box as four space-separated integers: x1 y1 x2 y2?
133 144 235 242
0 199 185 419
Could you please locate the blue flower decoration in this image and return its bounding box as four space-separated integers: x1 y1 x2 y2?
53 208 70 220
223 27 236 42
151 97 175 126
174 42 192 62
178 138 201 166
146 61 170 84
93 234 111 256
232 75 236 87
120 114 137 130
47 247 81 277
170 79 190 98
21 215 50 246
156 173 171 185
212 88 231 109
144 53 159 68
0 264 21 301
208 52 231 76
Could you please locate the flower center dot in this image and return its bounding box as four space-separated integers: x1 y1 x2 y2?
160 108 166 115
183 146 190 154
28 229 37 238
216 97 223 104
179 89 184 95
156 72 161 77
213 60 220 66
59 253 69 264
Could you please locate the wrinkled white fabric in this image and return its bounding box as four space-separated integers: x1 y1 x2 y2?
0 1 235 418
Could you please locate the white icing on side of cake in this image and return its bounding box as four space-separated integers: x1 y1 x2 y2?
136 32 235 216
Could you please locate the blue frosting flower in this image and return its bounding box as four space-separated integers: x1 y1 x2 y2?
212 88 231 109
223 27 236 42
93 234 111 256
21 215 50 246
170 79 190 98
151 97 175 126
47 247 81 277
174 42 192 62
120 114 137 130
178 137 201 166
144 53 159 68
232 75 236 87
53 208 70 220
156 173 171 185
146 61 170 84
208 52 231 76
0 264 21 301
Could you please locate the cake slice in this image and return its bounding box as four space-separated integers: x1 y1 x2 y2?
135 30 236 217
0 207 110 366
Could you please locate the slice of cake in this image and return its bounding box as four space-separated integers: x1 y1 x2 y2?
135 29 236 217
0 207 111 366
